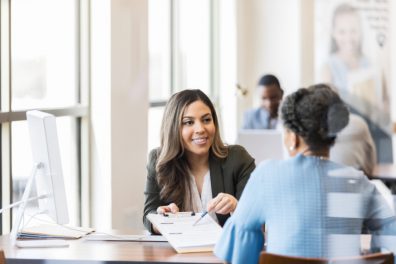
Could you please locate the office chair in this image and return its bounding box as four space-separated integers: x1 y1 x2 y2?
259 251 394 264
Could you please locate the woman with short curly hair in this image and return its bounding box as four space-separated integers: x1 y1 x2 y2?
215 84 396 264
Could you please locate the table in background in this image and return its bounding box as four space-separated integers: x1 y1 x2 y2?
0 234 221 264
371 163 396 192
372 164 396 181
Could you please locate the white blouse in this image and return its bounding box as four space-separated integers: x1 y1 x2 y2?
189 170 218 223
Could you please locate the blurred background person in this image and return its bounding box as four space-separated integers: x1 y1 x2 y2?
327 84 377 176
242 74 283 130
330 113 376 176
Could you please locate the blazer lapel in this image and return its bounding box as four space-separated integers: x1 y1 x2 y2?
209 154 229 226
209 155 224 198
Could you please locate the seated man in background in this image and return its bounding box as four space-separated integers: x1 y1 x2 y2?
330 113 377 176
242 74 284 129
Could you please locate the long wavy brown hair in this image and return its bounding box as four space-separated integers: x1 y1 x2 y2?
156 89 228 209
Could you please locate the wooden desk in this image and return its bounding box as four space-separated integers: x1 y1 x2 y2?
372 163 396 181
370 163 396 193
0 235 222 264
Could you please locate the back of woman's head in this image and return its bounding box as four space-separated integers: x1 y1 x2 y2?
281 84 349 151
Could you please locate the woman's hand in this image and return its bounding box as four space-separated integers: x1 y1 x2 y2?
152 203 180 234
156 203 179 214
207 193 237 215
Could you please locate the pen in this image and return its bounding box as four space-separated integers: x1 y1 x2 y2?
192 211 208 226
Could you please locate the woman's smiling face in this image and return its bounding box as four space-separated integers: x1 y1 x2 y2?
180 100 216 158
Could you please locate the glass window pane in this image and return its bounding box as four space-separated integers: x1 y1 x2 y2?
148 107 164 152
177 0 210 93
149 0 171 101
11 117 79 226
11 0 78 110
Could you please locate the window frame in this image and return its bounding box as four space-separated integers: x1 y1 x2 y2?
148 0 218 106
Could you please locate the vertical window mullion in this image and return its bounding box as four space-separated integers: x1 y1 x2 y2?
170 0 175 95
1 0 13 235
79 0 90 227
171 0 180 93
1 123 12 234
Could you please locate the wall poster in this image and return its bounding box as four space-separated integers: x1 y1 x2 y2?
315 0 392 162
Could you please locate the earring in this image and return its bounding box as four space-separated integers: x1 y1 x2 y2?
289 146 295 151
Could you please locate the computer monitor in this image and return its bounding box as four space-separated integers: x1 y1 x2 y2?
27 110 69 224
236 129 286 164
10 110 69 246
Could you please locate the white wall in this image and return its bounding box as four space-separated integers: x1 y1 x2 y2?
90 0 111 229
90 0 148 231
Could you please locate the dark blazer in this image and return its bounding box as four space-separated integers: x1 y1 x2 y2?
143 145 256 233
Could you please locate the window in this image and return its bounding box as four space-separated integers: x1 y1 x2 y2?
148 0 216 151
11 0 79 110
149 0 171 103
0 0 89 233
176 0 211 94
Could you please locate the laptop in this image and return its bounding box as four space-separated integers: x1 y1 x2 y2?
236 129 285 164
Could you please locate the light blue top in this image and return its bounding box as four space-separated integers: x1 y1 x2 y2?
214 154 396 264
242 107 278 129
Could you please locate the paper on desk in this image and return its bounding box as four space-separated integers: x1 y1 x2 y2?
84 233 167 242
19 224 94 239
147 213 222 253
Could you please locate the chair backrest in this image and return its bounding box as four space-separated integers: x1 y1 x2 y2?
330 252 394 264
0 249 5 264
259 252 394 264
260 252 327 264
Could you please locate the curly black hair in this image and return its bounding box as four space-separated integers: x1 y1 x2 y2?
281 83 349 151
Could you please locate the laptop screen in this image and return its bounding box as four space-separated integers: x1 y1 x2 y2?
236 129 285 164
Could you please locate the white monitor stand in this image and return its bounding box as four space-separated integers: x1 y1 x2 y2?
10 163 69 248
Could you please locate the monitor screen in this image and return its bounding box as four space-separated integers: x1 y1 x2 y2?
237 129 286 164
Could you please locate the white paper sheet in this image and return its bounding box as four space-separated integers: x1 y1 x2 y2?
147 212 222 253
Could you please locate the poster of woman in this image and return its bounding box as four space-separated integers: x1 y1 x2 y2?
315 0 392 162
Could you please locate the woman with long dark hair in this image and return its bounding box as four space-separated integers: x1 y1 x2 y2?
143 89 255 233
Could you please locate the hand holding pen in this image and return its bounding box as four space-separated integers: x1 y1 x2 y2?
207 192 237 215
193 193 238 226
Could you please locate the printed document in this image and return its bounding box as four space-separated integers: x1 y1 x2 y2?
147 212 222 253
